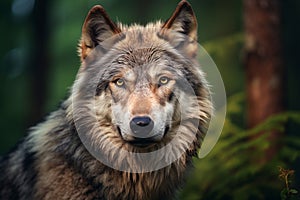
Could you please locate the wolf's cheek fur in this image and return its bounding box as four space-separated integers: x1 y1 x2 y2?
108 81 130 104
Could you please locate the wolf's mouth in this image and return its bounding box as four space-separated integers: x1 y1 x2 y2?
117 126 170 147
128 137 158 147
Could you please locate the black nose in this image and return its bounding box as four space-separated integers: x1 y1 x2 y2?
130 116 154 137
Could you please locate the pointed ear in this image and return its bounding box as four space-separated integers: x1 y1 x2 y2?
79 5 121 61
162 0 197 41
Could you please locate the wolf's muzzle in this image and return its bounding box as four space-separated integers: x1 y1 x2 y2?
130 116 154 138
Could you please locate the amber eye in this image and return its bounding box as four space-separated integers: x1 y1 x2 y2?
115 78 125 87
159 76 170 85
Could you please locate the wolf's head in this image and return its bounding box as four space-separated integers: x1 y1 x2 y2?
72 1 212 171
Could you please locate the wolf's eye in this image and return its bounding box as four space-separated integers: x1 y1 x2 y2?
159 76 170 86
115 78 125 87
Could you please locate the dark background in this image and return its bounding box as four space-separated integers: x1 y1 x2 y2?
0 0 299 199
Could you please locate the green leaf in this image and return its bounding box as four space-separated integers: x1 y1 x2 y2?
289 189 298 194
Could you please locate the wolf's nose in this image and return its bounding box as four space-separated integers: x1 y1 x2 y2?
130 116 154 137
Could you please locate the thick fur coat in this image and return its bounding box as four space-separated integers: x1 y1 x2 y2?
0 1 212 199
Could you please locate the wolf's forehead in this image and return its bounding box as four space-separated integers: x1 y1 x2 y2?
115 48 163 65
109 23 181 66
113 48 181 78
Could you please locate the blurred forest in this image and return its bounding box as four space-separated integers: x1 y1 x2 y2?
0 0 300 199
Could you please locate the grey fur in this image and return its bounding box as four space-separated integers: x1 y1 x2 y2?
0 1 212 199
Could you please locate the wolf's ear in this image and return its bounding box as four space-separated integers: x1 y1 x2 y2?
79 5 121 60
162 0 197 41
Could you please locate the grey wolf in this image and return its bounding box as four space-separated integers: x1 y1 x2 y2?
0 1 212 199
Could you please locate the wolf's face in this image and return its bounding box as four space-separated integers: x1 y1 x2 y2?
73 0 212 163
108 49 181 146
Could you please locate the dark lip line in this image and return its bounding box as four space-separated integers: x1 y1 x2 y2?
127 138 158 147
116 125 170 147
127 134 161 147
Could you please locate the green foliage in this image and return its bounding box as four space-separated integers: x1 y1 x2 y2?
180 93 300 200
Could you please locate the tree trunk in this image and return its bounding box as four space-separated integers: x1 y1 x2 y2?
244 0 285 158
28 0 50 127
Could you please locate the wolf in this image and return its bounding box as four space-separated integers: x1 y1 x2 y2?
0 1 212 199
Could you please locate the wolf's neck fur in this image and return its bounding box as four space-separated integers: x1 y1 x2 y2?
28 97 192 199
